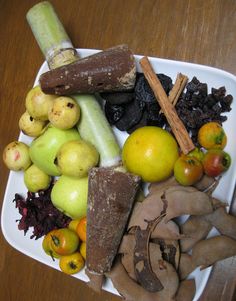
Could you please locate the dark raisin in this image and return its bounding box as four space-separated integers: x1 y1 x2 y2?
220 94 233 111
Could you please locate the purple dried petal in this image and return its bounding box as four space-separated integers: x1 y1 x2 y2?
13 182 71 240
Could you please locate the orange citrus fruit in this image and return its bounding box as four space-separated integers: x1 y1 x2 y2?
122 126 179 182
80 242 86 260
76 217 87 242
68 219 81 232
198 122 227 149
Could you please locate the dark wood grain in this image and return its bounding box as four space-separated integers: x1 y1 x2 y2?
0 1 236 300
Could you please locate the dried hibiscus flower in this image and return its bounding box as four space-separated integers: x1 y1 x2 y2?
13 182 71 239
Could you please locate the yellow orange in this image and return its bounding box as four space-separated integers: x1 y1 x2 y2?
122 126 179 182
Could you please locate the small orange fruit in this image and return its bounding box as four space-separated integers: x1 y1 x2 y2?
76 217 87 242
68 219 81 232
50 228 79 256
42 230 61 260
59 252 84 274
80 242 86 260
122 126 179 182
198 122 227 149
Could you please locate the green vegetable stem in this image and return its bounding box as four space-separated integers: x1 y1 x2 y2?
26 1 121 167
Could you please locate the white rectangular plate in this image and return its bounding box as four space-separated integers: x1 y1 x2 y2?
1 49 236 300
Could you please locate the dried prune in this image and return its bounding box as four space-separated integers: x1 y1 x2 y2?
104 102 124 124
101 92 134 105
115 98 144 131
135 73 156 103
135 73 172 104
158 73 173 94
127 110 149 134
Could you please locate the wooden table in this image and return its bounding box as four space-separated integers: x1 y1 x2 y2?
0 1 236 300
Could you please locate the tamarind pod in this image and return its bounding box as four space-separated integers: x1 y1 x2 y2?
192 235 236 270
175 279 196 301
178 253 195 280
179 215 212 252
107 258 175 301
204 207 236 240
128 186 213 230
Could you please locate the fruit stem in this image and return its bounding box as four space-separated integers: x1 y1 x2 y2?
51 235 60 247
49 250 56 262
69 261 77 270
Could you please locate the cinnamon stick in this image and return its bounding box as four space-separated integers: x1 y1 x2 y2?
140 56 195 154
169 73 188 106
159 72 188 114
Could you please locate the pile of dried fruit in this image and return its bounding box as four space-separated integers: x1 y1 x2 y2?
103 73 233 144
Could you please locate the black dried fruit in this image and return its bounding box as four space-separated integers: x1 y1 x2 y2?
104 72 233 143
176 77 233 144
104 102 124 124
127 110 149 134
135 73 156 103
115 98 145 131
220 94 233 112
135 73 173 104
104 72 173 132
157 73 173 94
101 92 134 105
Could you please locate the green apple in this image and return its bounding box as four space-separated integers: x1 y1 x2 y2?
51 175 88 219
29 125 80 176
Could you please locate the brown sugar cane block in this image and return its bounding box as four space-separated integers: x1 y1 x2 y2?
86 167 141 275
85 269 104 293
39 44 136 95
